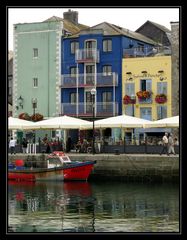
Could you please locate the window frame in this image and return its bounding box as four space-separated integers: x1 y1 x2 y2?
33 48 38 58
33 77 38 88
70 41 79 55
103 39 112 52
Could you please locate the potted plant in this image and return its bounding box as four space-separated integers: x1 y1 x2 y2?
155 94 167 104
136 90 151 100
123 95 136 104
31 113 44 121
18 112 31 121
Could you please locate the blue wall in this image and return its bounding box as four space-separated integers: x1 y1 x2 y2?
61 33 153 115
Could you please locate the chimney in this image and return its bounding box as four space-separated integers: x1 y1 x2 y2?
63 9 78 24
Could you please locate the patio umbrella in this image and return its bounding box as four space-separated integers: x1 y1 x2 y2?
24 115 92 130
144 116 179 128
8 117 35 130
80 114 152 129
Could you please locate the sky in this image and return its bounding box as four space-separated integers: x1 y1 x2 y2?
8 7 180 51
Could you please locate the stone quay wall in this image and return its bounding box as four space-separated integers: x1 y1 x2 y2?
8 153 179 183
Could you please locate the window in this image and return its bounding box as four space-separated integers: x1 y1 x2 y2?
157 106 167 119
103 65 112 75
125 83 135 96
140 79 152 91
33 78 38 88
125 105 133 116
33 48 38 58
102 92 112 102
70 67 77 76
70 41 79 54
70 93 78 104
140 107 152 120
137 43 144 52
157 82 167 94
102 92 112 110
103 39 112 52
8 76 12 96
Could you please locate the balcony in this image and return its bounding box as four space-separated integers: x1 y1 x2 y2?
76 49 100 63
61 73 118 88
123 46 171 58
61 102 119 117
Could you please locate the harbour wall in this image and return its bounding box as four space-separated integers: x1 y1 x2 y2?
8 153 179 183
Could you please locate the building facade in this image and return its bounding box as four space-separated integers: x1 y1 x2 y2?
122 55 172 120
13 10 88 120
61 22 156 120
170 22 179 116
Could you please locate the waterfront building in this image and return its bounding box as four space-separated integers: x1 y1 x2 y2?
170 22 179 117
13 10 88 120
12 10 88 141
61 22 156 141
8 51 13 116
136 20 171 46
122 53 172 139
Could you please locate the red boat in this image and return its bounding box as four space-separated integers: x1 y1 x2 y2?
8 151 96 182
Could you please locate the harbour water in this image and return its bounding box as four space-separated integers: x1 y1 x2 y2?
8 181 179 233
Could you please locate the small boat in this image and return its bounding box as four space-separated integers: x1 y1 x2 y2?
8 151 96 182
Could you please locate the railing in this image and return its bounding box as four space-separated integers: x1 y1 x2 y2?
76 49 100 63
61 102 119 117
123 46 171 58
61 73 118 88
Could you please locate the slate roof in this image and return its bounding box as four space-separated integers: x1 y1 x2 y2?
136 20 171 33
44 16 89 34
67 21 156 45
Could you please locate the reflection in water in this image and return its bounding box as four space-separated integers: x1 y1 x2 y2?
8 181 179 233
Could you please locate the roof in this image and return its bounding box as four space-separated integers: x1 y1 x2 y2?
67 21 156 45
136 20 171 33
43 16 89 34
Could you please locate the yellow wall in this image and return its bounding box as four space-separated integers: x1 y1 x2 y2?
122 56 172 120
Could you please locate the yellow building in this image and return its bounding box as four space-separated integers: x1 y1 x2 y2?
122 56 172 121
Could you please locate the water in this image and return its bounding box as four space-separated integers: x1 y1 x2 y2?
8 181 179 233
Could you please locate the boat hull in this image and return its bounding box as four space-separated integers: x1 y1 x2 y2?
8 161 96 182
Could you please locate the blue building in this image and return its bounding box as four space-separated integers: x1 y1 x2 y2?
61 22 156 142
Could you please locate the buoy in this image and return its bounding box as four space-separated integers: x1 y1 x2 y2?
15 159 24 167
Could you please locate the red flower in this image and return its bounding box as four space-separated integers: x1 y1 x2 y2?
136 91 151 99
31 113 44 121
123 95 136 104
155 94 167 104
19 112 31 121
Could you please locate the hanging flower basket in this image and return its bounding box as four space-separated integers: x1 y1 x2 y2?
155 94 167 104
136 90 151 100
19 112 31 121
123 95 136 104
31 113 44 121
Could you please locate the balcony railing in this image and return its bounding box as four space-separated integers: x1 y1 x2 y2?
138 97 152 104
61 102 119 117
123 46 171 58
61 73 118 88
76 49 100 63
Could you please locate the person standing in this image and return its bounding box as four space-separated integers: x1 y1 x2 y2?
168 133 176 155
160 133 169 156
22 138 28 154
66 136 72 153
9 137 16 154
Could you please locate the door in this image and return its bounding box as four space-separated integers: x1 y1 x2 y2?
85 65 95 85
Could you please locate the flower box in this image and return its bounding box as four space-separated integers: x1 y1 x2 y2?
123 95 136 104
136 91 151 100
19 112 31 121
155 94 167 104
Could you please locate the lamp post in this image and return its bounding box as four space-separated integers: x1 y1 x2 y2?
17 95 24 109
32 98 37 143
131 94 136 143
91 88 96 155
